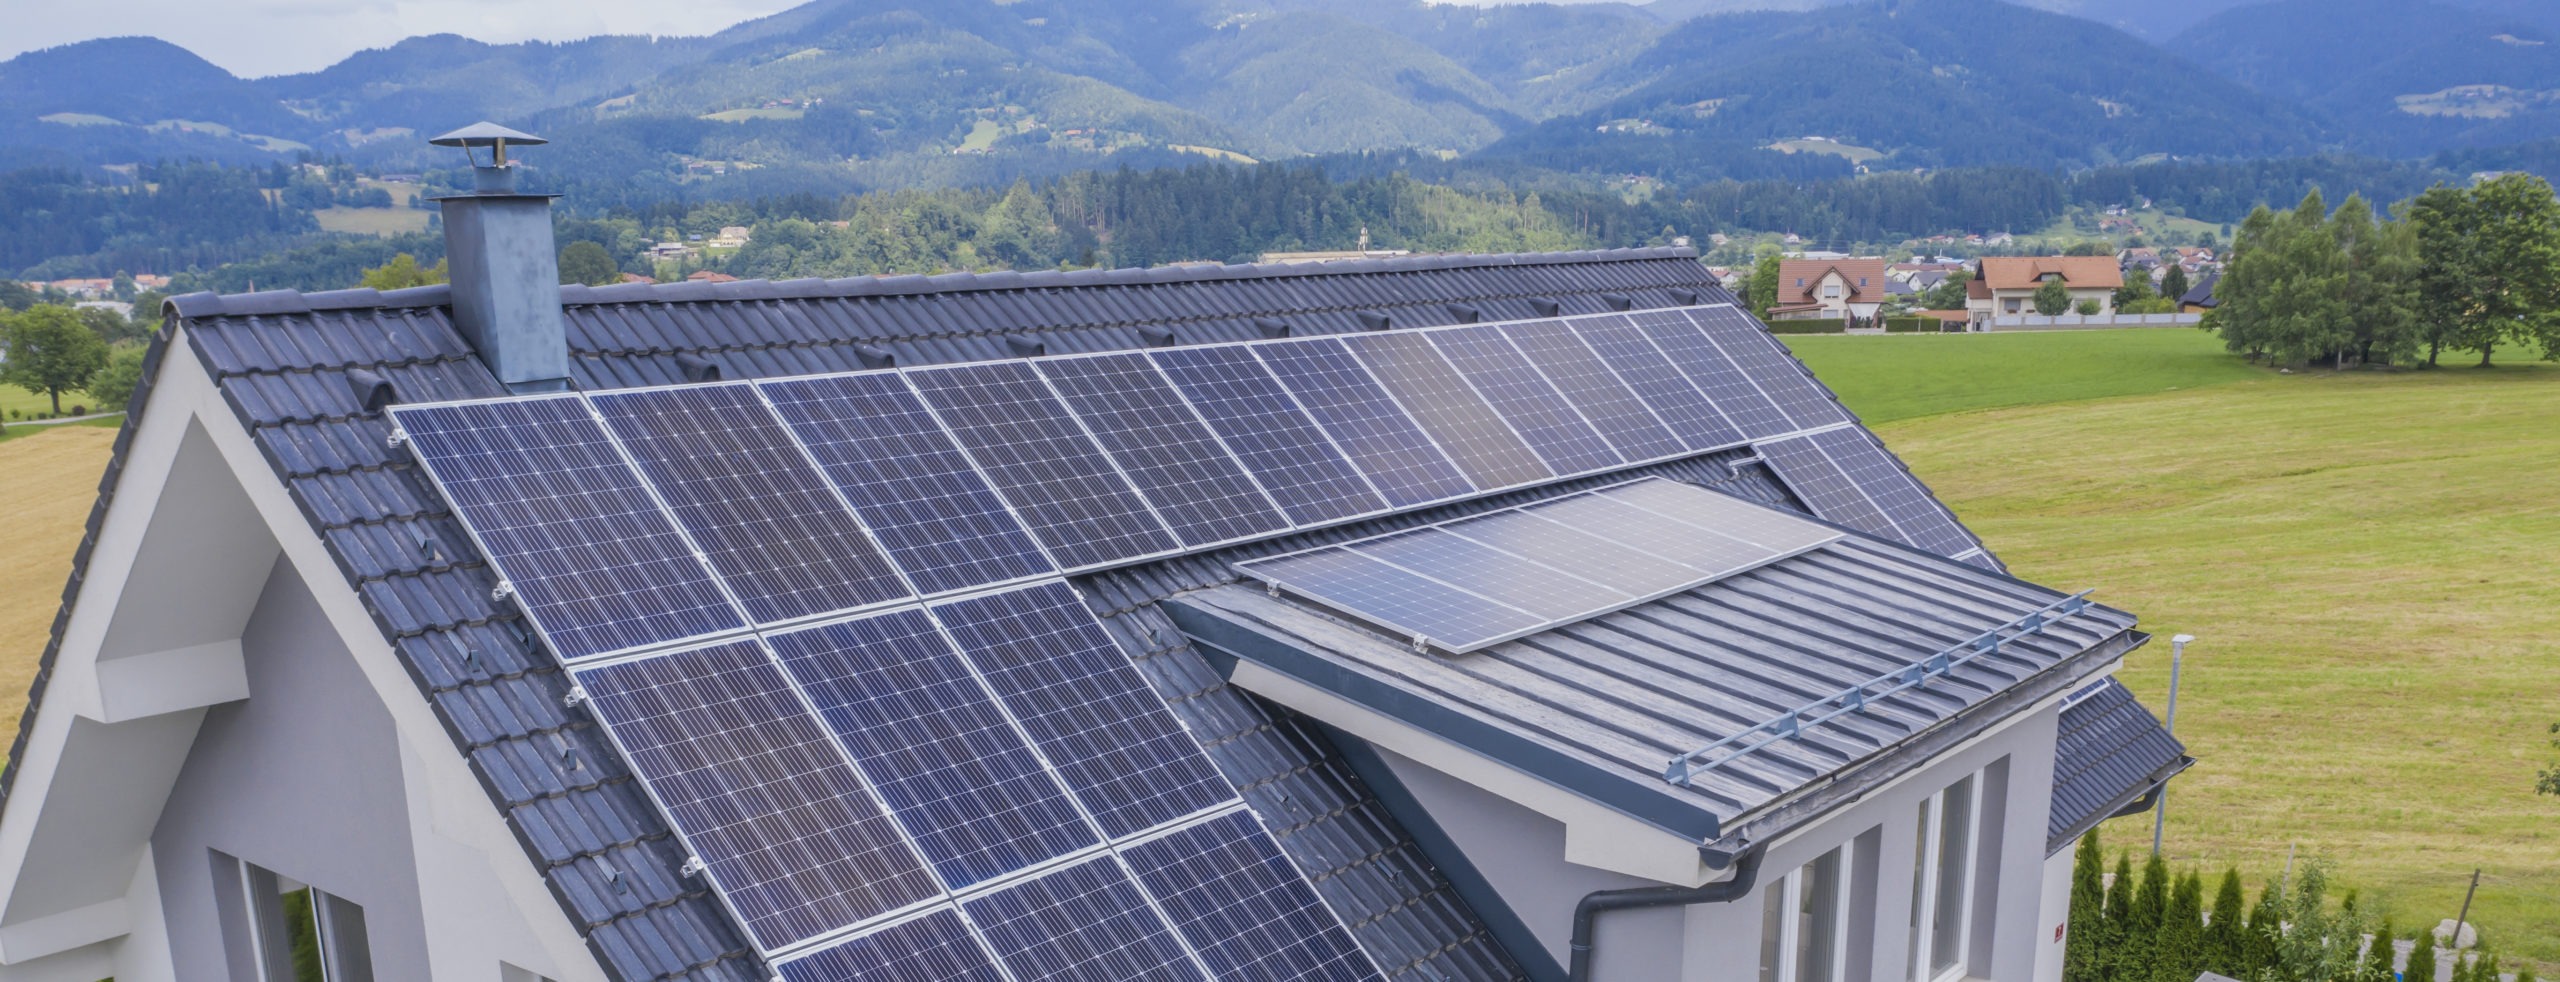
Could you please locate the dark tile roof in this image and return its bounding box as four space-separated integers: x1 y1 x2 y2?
26 249 1725 982
2047 678 2190 855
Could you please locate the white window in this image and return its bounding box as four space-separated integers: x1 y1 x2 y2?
2003 299 2021 313
1759 844 1849 982
1822 284 1842 299
1907 774 1979 982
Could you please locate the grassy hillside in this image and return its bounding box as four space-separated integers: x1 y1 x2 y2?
0 425 116 742
1782 329 2260 423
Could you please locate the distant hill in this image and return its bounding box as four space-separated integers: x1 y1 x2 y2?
0 37 314 167
2170 0 2560 153
1640 0 2249 40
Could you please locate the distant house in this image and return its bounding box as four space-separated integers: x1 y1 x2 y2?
685 270 739 283
709 225 753 249
1968 256 2125 323
2179 269 2221 314
1767 257 1888 322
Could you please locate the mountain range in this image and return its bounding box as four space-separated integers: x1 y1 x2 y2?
2 0 2554 190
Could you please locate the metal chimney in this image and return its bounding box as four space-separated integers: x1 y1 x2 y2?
428 122 569 392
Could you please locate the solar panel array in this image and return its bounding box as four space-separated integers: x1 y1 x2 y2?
1233 477 1842 652
1756 428 1991 567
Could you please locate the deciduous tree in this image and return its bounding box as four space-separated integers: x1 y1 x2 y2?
2034 277 2072 315
0 305 110 414
557 240 622 286
2410 174 2560 367
359 253 448 290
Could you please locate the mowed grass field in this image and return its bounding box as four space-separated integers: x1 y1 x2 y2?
1790 329 2560 963
0 425 117 741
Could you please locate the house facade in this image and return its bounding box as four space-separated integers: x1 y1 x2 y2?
1965 258 2125 325
0 131 2186 982
1768 258 1888 323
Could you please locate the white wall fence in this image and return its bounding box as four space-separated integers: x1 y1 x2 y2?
1985 312 2203 331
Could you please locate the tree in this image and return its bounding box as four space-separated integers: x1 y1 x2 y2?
2366 915 2396 982
2245 877 2287 975
2272 862 2365 982
1922 268 1972 310
2076 298 2103 315
2160 264 2191 303
2410 174 2560 367
75 304 148 345
83 344 147 412
2067 831 2105 982
360 253 448 290
2122 852 2169 977
2034 277 2072 315
0 305 110 414
2206 869 2250 974
2332 194 2423 366
2104 853 2137 981
558 240 621 286
1747 249 1784 321
2208 193 2351 366
2157 871 2206 982
2407 926 2437 982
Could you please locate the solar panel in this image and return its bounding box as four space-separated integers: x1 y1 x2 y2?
960 856 1203 981
1626 309 1795 440
1150 345 1386 526
905 363 1181 569
768 610 1098 889
1235 547 1548 651
390 397 746 660
572 640 940 950
591 384 913 625
1597 475 1845 556
1121 811 1382 982
1352 527 1631 622
1252 339 1473 507
1496 320 1687 461
1563 314 1746 451
1036 354 1292 547
931 583 1235 839
1518 491 1778 574
1688 306 1852 429
761 373 1057 595
1438 508 1700 598
1341 332 1552 490
1757 436 1898 538
1808 427 1980 557
1423 325 1621 474
778 909 1005 982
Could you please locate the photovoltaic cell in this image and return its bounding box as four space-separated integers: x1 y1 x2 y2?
1252 339 1473 507
779 910 1005 982
761 373 1055 595
932 583 1234 839
768 610 1097 889
1423 326 1621 474
1518 492 1776 574
1496 320 1686 461
391 397 745 659
1150 345 1385 526
1341 332 1552 490
1597 478 1842 557
1809 427 1979 557
1689 306 1852 429
1627 309 1794 439
1122 811 1381 982
905 362 1180 569
1439 509 1700 598
961 856 1203 982
1036 354 1291 547
1353 527 1630 622
591 384 911 624
1564 314 1745 451
572 640 939 950
1237 547 1547 650
1757 436 1897 538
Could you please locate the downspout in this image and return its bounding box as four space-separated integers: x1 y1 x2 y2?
1567 846 1767 982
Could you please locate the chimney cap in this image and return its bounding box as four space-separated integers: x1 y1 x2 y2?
429 121 549 149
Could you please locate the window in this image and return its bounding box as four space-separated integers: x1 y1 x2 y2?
1822 285 1841 299
2003 299 2021 313
227 857 374 982
1907 775 1978 982
1759 845 1849 982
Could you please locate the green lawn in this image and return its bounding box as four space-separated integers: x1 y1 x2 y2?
0 382 103 420
1795 329 2560 964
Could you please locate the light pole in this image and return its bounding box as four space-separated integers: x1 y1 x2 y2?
2151 633 2194 857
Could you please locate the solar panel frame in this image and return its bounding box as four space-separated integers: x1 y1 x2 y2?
1623 309 1796 440
1808 427 1982 558
1233 546 1550 652
1034 352 1294 548
1436 508 1702 599
1688 305 1854 430
1594 473 1846 557
1349 526 1633 622
1756 435 1900 539
904 362 1183 569
1421 325 1622 475
1561 313 1748 451
1494 319 1688 463
1250 338 1475 508
777 909 1007 982
1340 331 1554 490
1149 345 1389 526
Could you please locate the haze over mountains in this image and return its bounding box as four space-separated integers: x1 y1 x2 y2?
3 0 2556 189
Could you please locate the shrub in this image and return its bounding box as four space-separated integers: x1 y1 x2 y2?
2076 299 2104 316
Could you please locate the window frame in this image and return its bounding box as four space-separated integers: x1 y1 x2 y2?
1906 774 1981 982
1758 842 1853 982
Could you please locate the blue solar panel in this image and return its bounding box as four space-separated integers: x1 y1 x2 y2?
1341 332 1552 490
1353 527 1630 621
1518 491 1778 574
1809 427 1979 557
1689 306 1852 429
391 397 745 659
769 610 1098 889
931 583 1235 839
591 384 912 625
1627 309 1795 439
760 373 1057 595
1150 346 1386 526
1122 811 1381 982
1757 436 1897 538
779 910 1006 982
961 856 1203 982
905 363 1181 569
1564 314 1745 451
1036 354 1292 547
1440 508 1700 598
1496 320 1687 462
1252 339 1473 508
1236 547 1548 650
1424 326 1621 474
572 640 940 950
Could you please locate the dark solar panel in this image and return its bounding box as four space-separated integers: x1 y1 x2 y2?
932 583 1234 839
1341 332 1552 490
1422 326 1621 475
1439 509 1700 598
761 373 1056 595
1496 320 1686 462
1564 314 1746 451
391 397 745 659
1757 436 1898 538
905 363 1181 569
961 856 1204 982
1150 345 1386 526
768 611 1098 889
1352 527 1631 622
779 910 1005 982
572 640 940 950
1036 354 1292 547
1252 339 1473 507
1810 427 1979 557
1689 306 1852 429
1122 811 1382 982
1627 309 1795 439
1236 547 1548 650
591 384 912 624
